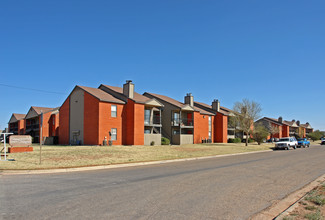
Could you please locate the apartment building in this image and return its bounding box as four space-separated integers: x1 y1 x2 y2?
194 100 233 143
301 123 313 136
25 106 59 143
143 92 216 145
255 117 283 139
59 81 164 146
8 113 26 135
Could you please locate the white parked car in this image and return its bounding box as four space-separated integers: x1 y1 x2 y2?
275 137 298 150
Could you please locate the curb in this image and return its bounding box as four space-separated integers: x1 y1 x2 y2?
250 173 325 220
0 149 272 175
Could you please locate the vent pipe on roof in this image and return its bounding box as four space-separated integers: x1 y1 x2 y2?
212 99 220 112
123 80 134 99
278 116 283 123
184 93 194 107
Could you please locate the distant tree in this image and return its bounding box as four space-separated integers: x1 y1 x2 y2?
307 130 323 142
233 99 262 146
228 116 238 137
253 123 270 145
267 123 280 139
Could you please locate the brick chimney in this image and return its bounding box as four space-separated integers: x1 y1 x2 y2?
278 116 283 123
212 99 220 112
297 120 300 126
184 93 194 107
123 80 134 99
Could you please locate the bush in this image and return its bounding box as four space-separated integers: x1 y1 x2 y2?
150 141 155 146
248 138 254 143
253 124 269 145
228 138 241 143
161 137 170 145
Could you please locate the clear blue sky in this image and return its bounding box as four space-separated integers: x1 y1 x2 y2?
1 0 324 131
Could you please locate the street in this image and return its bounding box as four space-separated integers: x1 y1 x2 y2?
1 145 325 220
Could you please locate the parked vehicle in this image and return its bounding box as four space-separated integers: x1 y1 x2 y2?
321 138 325 145
275 137 298 150
267 138 279 143
297 138 310 148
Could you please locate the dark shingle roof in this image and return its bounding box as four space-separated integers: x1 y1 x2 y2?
194 101 230 116
144 93 214 116
100 84 151 104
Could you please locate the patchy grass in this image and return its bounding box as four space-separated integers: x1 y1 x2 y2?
282 181 325 220
0 142 272 170
304 209 324 220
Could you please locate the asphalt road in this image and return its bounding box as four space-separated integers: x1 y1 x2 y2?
1 145 325 220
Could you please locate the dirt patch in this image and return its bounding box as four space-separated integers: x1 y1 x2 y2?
281 182 325 220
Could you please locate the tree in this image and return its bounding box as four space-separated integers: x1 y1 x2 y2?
267 123 280 140
253 123 269 145
307 130 323 142
233 99 262 146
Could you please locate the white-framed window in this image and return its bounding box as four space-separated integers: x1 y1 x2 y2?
111 105 117 117
111 128 117 141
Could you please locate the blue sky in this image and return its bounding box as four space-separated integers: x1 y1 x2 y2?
1 0 324 131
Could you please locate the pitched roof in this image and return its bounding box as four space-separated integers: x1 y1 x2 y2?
144 92 185 108
260 117 282 125
32 106 55 114
78 86 125 104
194 101 230 116
8 113 26 123
13 113 26 121
300 123 312 129
100 84 151 104
144 93 214 115
283 120 299 127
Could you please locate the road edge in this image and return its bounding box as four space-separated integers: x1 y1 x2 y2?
0 149 272 175
250 173 325 220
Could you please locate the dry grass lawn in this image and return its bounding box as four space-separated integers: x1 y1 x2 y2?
0 142 273 170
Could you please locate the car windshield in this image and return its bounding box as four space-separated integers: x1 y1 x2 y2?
279 138 290 142
297 138 304 141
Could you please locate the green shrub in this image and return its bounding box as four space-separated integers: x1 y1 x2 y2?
161 137 170 145
248 138 254 143
228 138 241 143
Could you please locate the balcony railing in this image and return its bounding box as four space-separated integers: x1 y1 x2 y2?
144 116 161 126
26 124 39 130
172 118 193 127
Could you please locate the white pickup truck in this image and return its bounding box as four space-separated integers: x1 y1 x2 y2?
275 137 298 150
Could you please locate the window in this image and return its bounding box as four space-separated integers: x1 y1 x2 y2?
111 128 117 141
111 105 117 117
144 109 151 125
144 129 151 134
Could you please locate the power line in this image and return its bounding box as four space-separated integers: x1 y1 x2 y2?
0 83 65 95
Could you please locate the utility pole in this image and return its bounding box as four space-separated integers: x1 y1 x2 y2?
39 111 43 165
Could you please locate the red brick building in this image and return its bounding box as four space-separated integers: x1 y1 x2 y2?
24 106 59 143
59 81 164 146
143 92 225 144
8 113 26 135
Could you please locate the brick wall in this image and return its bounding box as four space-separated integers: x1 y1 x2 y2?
59 97 70 145
215 113 228 143
194 112 213 144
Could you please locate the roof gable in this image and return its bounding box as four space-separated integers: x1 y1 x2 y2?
144 99 164 107
8 113 26 123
